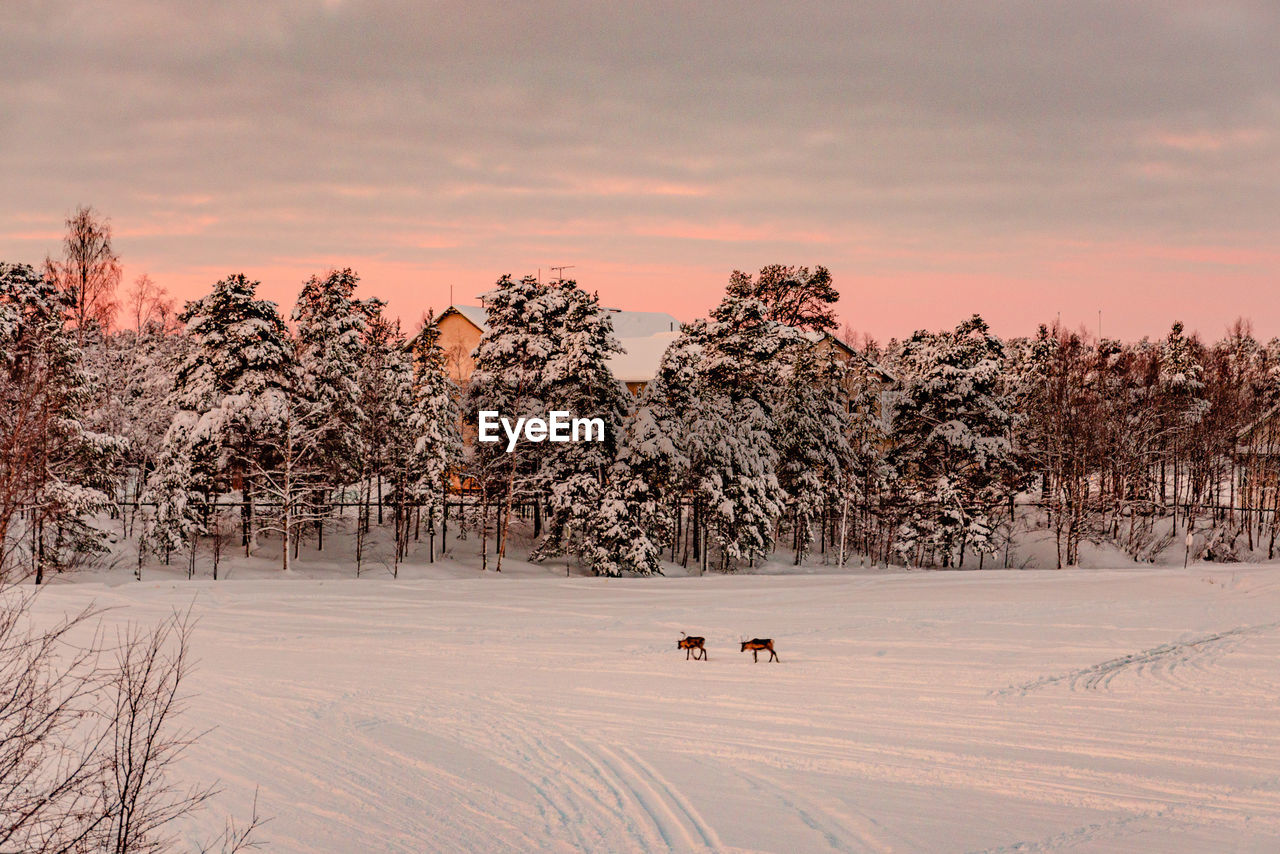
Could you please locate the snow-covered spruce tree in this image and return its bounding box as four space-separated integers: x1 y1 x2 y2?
138 409 220 576
292 268 368 550
580 475 664 576
144 274 293 566
531 280 634 570
888 315 1020 567
354 301 416 575
774 342 854 564
686 402 779 572
383 325 416 570
101 316 183 543
0 262 125 582
594 322 706 574
246 389 335 573
406 312 463 563
688 295 796 571
841 348 891 565
1156 321 1208 532
463 275 553 571
616 297 796 573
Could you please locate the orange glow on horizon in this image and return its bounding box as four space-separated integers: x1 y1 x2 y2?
115 238 1280 346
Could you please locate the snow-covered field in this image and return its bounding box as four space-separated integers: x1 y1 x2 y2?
27 563 1280 853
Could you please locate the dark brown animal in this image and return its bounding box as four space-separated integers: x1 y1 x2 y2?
677 632 707 661
740 638 778 662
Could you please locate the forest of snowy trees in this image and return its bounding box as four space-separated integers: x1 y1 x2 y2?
6 207 1280 581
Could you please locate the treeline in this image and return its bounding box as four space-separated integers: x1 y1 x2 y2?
4 208 1280 580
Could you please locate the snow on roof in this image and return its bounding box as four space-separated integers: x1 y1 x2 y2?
609 331 679 383
445 304 489 330
602 310 681 338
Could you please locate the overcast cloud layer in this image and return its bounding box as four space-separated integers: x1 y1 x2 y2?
2 1 1277 339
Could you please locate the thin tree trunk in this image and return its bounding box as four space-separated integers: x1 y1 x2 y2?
837 491 849 567
242 472 253 556
34 518 43 585
480 488 489 572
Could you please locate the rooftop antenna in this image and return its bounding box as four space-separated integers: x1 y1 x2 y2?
449 284 453 306
549 265 575 282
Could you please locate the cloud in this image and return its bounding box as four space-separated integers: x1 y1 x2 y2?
1 1 1277 339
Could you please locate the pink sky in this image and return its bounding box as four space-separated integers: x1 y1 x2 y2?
101 239 1277 345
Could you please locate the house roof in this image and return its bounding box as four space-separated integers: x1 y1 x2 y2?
802 329 895 382
611 331 680 383
441 304 489 331
603 309 681 338
1237 403 1280 447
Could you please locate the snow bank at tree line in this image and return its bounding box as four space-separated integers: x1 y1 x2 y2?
60 502 1258 590
24 529 1280 852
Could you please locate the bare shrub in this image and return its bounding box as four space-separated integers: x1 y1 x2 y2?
0 588 263 852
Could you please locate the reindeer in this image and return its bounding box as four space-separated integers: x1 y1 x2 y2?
740 638 779 662
677 632 708 661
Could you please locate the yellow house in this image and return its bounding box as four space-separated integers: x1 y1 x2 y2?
435 305 489 385
435 304 682 394
435 304 892 403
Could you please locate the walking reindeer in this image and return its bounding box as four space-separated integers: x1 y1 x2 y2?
677 632 708 661
740 638 779 663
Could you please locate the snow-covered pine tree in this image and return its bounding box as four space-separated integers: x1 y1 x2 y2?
888 314 1019 567
532 280 633 569
774 342 854 564
406 311 463 563
292 268 368 550
464 275 553 571
145 274 293 565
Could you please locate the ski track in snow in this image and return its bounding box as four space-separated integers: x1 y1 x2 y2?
25 565 1280 853
999 621 1280 696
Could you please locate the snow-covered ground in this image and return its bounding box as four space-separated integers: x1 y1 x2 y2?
26 562 1280 853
